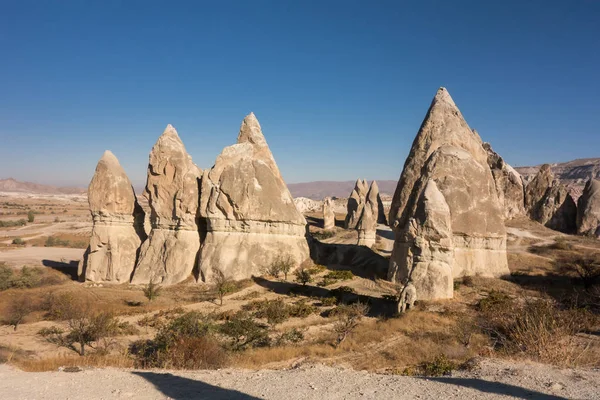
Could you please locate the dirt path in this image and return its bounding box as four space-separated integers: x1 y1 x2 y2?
1 358 598 399
0 246 85 267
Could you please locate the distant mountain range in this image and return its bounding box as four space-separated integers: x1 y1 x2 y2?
287 180 398 200
0 178 86 195
4 158 600 200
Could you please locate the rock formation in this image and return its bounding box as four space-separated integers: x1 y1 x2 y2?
198 113 309 281
357 181 379 247
345 179 368 229
323 197 335 230
577 179 600 237
483 142 525 219
524 164 577 233
78 151 146 283
388 87 509 300
130 125 202 285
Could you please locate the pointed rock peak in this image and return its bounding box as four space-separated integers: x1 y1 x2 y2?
160 124 180 138
539 164 552 173
100 150 120 165
237 112 267 147
432 87 457 107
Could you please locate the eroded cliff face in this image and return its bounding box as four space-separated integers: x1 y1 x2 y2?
79 151 146 283
198 113 309 281
388 88 509 300
131 125 202 285
577 179 600 238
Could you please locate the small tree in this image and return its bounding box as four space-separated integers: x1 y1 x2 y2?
561 255 600 289
277 256 294 281
4 295 35 331
333 302 369 347
295 267 312 286
143 281 162 302
27 210 35 223
213 269 235 306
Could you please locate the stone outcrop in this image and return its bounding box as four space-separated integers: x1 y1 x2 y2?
524 164 577 233
198 113 309 281
130 125 202 285
323 197 335 230
78 151 146 283
483 142 525 219
388 88 509 299
345 179 368 229
577 179 600 237
357 181 379 247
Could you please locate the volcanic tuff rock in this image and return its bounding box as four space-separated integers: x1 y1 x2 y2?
130 125 202 285
388 88 509 299
483 142 525 219
323 197 335 230
198 113 309 281
577 179 600 237
357 181 379 247
524 164 577 233
78 151 146 283
345 179 368 229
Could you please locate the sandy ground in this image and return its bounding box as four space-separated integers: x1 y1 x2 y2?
0 246 85 268
1 359 599 400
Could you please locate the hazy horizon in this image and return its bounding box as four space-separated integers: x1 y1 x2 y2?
1 1 599 188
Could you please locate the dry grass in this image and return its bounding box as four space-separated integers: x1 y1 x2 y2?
13 353 134 372
28 233 88 249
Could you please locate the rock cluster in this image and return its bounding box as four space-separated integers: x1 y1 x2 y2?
524 164 577 233
345 179 368 229
78 151 146 283
323 197 335 230
577 179 600 237
197 113 309 282
81 114 309 285
388 87 509 300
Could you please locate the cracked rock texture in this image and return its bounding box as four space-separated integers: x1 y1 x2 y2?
198 113 309 282
357 181 379 247
388 88 508 299
79 151 146 283
345 179 368 229
483 142 525 219
131 125 202 285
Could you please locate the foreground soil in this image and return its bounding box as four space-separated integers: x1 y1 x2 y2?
1 358 598 400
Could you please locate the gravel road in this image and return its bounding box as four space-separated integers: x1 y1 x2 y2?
1 358 599 399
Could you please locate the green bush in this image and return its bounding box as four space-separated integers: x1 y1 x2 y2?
324 270 354 281
288 299 317 318
275 328 305 345
11 237 25 245
403 354 457 377
0 219 27 228
27 210 35 223
295 267 312 286
220 311 270 350
0 265 45 291
143 281 162 302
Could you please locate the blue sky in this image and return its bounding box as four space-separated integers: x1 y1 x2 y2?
1 1 599 188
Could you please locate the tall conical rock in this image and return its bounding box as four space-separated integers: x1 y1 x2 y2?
577 179 600 237
388 88 509 299
345 179 368 229
198 113 309 281
483 142 525 219
131 125 202 285
323 197 335 230
78 151 146 283
357 181 379 247
524 164 577 233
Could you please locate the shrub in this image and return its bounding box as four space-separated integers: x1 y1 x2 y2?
11 237 25 245
264 263 282 278
324 270 354 281
220 311 270 350
319 296 338 307
275 328 305 346
317 277 337 287
312 230 336 240
404 354 457 377
559 254 600 289
333 302 369 347
295 267 312 286
27 210 35 223
143 281 162 302
3 295 36 331
250 299 289 326
212 268 235 306
288 299 317 318
332 286 356 303
0 265 45 291
0 263 13 291
130 312 227 369
0 219 27 228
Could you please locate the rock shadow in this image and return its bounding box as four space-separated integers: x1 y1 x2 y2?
131 371 261 400
309 238 389 280
42 259 79 280
422 377 567 400
252 276 397 318
305 215 324 228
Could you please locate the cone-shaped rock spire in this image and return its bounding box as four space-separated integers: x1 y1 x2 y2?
198 113 309 282
78 151 146 283
131 125 202 285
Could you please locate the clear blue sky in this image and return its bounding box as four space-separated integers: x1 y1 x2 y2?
1 1 599 188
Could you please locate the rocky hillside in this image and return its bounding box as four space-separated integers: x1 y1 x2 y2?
288 180 397 200
515 158 600 200
0 178 86 195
